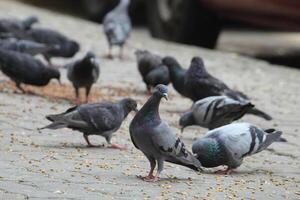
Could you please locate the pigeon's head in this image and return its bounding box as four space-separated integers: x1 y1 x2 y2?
27 16 39 24
154 84 168 100
85 51 97 65
134 49 149 60
191 57 204 67
179 112 194 133
23 16 39 29
47 68 61 85
64 40 80 57
162 56 182 71
192 138 218 164
121 98 138 113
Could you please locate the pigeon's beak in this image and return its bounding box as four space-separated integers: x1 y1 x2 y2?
180 126 185 133
163 93 168 101
90 57 96 65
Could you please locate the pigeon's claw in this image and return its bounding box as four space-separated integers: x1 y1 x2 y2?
109 143 127 150
215 168 234 175
137 174 158 182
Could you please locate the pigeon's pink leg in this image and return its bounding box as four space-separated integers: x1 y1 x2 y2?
137 169 156 182
215 167 235 175
108 143 127 150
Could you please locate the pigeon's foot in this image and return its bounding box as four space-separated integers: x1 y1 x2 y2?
108 143 127 150
71 99 82 105
215 168 234 175
86 144 98 148
137 174 159 182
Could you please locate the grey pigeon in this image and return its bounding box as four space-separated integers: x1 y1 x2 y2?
129 84 202 182
0 48 60 93
0 16 38 34
192 122 282 174
40 98 138 148
180 96 254 131
162 56 187 97
0 38 59 56
4 28 80 64
135 50 170 92
103 0 131 59
166 56 271 120
66 51 100 104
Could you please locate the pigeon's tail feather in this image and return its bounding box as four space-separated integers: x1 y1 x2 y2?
167 155 202 172
265 129 287 142
247 108 272 120
46 114 65 122
260 130 283 151
38 121 68 130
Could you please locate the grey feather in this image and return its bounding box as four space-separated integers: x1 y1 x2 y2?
103 0 131 47
0 38 58 56
192 123 282 170
130 84 202 180
40 98 137 145
179 96 254 131
0 16 38 33
0 48 60 92
66 51 100 101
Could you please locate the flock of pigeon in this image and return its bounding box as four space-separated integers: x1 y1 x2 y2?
0 0 284 183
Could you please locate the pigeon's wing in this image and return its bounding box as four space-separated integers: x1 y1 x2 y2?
77 103 122 132
206 123 280 160
212 97 251 121
197 76 230 96
42 106 90 130
150 122 202 170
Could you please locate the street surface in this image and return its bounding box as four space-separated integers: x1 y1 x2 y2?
0 0 299 199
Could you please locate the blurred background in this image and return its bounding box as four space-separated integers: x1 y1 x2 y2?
22 0 300 68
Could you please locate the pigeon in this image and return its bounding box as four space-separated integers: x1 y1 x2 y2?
165 56 271 120
40 98 138 149
66 52 100 104
179 96 254 131
135 50 170 92
129 84 202 182
0 48 60 93
103 0 131 59
0 16 38 34
162 56 187 97
192 122 282 174
0 38 59 56
4 28 80 64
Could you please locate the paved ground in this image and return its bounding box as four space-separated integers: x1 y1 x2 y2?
0 0 300 199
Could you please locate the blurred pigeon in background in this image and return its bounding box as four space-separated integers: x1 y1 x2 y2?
4 28 80 64
103 0 131 59
192 123 282 174
162 56 187 97
135 50 170 93
179 96 254 131
40 98 138 149
182 57 272 120
0 15 38 34
66 51 100 104
130 84 202 182
0 38 59 56
0 48 60 93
